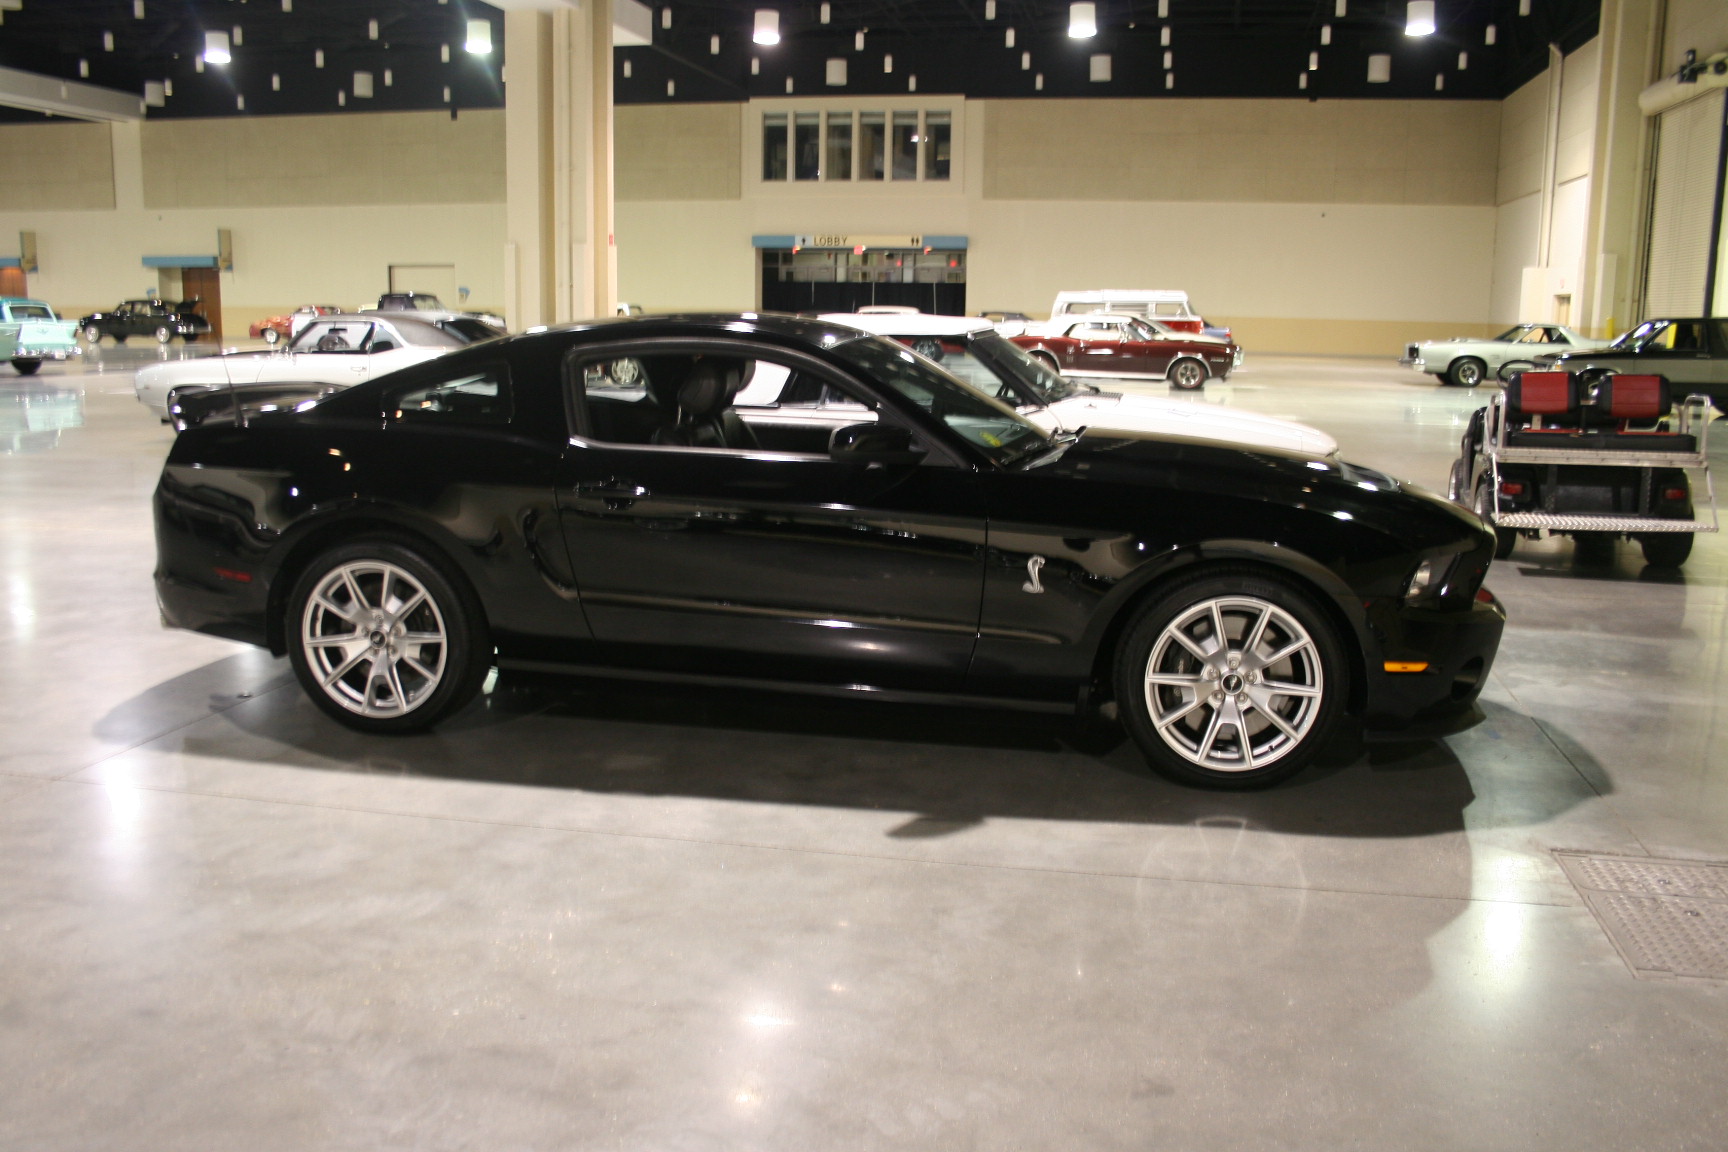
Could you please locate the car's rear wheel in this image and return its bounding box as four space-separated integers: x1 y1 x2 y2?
154 325 174 344
263 328 282 345
1168 357 1207 390
1115 570 1348 789
1638 533 1693 568
11 358 41 375
1447 357 1486 388
82 325 102 344
287 540 491 733
1030 350 1060 374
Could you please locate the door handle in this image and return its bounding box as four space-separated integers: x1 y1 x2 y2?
574 479 650 509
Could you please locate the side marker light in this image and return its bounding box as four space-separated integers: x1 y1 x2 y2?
1383 661 1429 673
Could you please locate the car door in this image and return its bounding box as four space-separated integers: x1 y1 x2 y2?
1622 320 1713 389
553 339 989 691
1067 321 1132 374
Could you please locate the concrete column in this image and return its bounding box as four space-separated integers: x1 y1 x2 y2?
504 1 614 330
1581 0 1667 337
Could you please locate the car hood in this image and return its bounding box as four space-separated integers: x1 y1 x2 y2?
1036 430 1484 548
1037 392 1337 456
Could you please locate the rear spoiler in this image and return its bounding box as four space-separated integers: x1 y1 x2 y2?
168 380 340 431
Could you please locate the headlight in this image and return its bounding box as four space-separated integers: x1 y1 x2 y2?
1404 557 1449 602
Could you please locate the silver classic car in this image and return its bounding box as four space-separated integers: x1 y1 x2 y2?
1402 324 1601 387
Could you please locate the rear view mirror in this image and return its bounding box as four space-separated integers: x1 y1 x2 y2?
829 422 926 466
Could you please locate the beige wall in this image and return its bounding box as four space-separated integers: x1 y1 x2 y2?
616 104 740 201
0 113 506 334
0 123 115 211
616 95 1504 355
141 111 505 209
1663 0 1728 75
985 98 1500 206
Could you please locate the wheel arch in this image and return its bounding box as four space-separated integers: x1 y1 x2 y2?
1082 541 1371 715
262 504 490 656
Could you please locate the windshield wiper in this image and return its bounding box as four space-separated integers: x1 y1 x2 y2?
1013 428 1084 469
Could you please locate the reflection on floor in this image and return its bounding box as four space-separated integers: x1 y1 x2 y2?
2 355 1726 1149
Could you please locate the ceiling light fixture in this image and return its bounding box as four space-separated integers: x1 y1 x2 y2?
103 31 115 51
986 0 996 17
820 3 830 23
282 0 291 11
1484 24 1496 44
752 10 779 46
1158 0 1169 18
622 59 632 77
1068 2 1097 38
883 52 893 72
368 18 378 39
144 80 165 106
465 19 492 54
908 74 916 91
315 49 325 68
1434 72 1444 90
1021 51 1031 69
1320 24 1331 44
854 30 864 50
661 7 671 29
237 94 245 110
204 30 231 65
79 59 89 77
1335 0 1346 16
1161 26 1171 46
1035 72 1044 89
1164 73 1174 89
1308 51 1318 69
1299 72 1308 89
1517 0 1530 14
1457 51 1467 68
1162 50 1172 69
134 0 145 17
272 73 280 90
1089 54 1111 82
751 56 760 74
1367 53 1391 82
1005 27 1015 47
711 34 720 53
354 71 374 98
826 57 846 85
785 77 794 92
233 25 243 46
1404 1 1435 37
441 44 450 62
667 79 675 95
384 69 392 86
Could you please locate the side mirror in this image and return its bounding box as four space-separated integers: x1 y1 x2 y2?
829 422 927 466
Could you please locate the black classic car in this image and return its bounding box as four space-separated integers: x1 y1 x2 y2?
153 314 1505 788
80 298 212 344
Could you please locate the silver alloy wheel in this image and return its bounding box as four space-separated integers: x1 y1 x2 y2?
299 559 448 718
154 325 173 344
83 325 102 343
263 328 281 345
1142 595 1324 773
1169 358 1206 389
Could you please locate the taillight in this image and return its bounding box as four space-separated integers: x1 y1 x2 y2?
1662 487 1687 501
1499 481 1525 496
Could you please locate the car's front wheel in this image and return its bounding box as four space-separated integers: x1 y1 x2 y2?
287 539 491 733
1030 350 1060 374
82 325 102 344
1167 357 1208 390
11 358 41 375
1115 570 1348 788
154 325 174 344
1446 357 1486 388
263 328 281 345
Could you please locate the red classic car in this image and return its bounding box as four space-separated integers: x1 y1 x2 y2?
249 304 343 345
1010 313 1242 390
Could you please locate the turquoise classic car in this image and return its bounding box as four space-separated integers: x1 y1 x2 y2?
1 298 81 375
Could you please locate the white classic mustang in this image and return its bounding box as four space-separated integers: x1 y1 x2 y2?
133 313 501 419
1401 323 1603 388
817 312 1336 457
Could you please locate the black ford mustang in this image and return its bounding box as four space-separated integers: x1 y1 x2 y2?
153 314 1505 788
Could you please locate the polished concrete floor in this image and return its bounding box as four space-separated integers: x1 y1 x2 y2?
3 347 1727 1150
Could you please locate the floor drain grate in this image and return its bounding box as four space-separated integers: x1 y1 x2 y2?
1556 852 1728 981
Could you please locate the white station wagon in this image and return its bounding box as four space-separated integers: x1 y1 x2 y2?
1401 323 1602 388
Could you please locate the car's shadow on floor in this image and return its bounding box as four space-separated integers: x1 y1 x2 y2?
106 661 1610 844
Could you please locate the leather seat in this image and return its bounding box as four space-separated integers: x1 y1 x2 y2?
652 358 759 450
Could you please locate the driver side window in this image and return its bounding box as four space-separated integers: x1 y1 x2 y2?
570 349 880 455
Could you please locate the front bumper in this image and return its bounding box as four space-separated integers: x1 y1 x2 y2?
1359 589 1506 730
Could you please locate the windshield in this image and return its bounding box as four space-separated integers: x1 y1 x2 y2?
8 303 54 319
435 318 503 343
968 334 1090 404
1607 321 1665 351
1492 326 1529 341
832 336 1052 466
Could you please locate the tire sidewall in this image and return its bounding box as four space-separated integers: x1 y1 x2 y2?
1447 357 1485 388
1114 569 1349 789
286 538 491 733
155 326 174 344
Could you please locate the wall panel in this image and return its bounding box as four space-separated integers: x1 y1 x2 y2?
0 123 115 211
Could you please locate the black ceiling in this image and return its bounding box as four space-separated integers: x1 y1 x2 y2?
0 0 1600 124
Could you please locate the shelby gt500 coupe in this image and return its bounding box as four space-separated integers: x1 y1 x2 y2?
153 314 1504 788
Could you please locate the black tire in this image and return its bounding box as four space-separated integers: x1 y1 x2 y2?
1497 360 1535 383
1446 357 1486 388
1168 357 1207 390
1030 350 1060 374
286 538 491 734
1474 483 1517 559
1114 568 1349 789
10 358 41 375
1638 534 1693 568
154 325 174 344
1446 457 1467 503
262 328 282 345
82 324 102 344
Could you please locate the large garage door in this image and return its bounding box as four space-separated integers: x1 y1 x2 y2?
1643 89 1725 316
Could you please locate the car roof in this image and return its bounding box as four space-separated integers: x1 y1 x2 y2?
1055 290 1189 303
506 311 874 346
817 311 993 337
